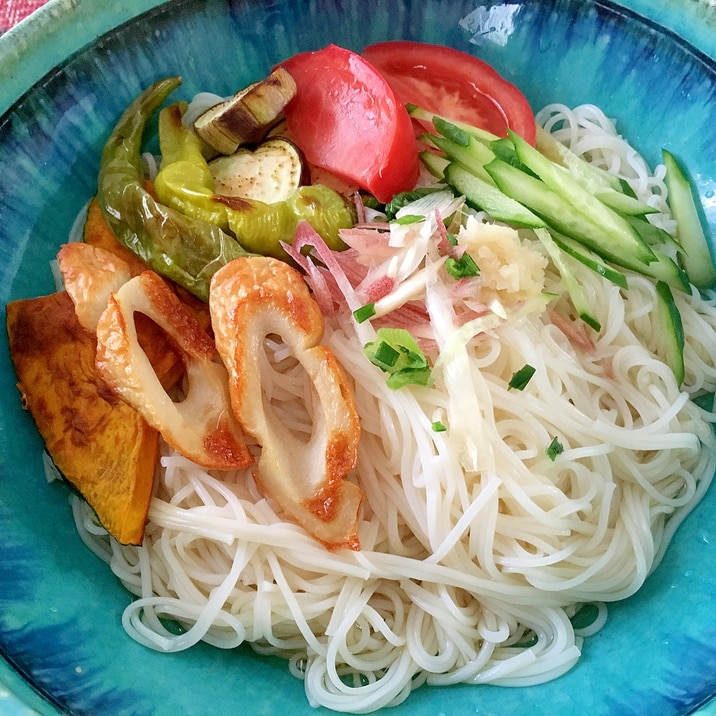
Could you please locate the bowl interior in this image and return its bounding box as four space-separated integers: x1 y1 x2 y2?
1 1 716 714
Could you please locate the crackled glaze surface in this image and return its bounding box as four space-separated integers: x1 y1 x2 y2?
1 1 716 714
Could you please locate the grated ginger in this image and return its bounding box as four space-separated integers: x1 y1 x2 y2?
459 216 547 307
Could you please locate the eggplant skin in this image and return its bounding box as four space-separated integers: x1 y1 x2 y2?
194 67 298 155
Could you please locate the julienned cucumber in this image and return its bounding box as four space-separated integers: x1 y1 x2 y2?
654 280 685 386
535 126 623 194
419 150 450 179
594 189 657 217
662 149 716 290
407 104 500 144
536 127 655 216
507 130 656 266
423 133 494 183
534 229 601 331
444 162 546 228
418 116 691 292
483 156 688 289
413 109 707 389
550 231 628 289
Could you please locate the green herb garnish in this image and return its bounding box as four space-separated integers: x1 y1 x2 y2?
353 302 376 323
392 214 425 225
546 436 564 461
508 364 536 391
383 186 444 220
363 327 431 390
446 252 480 279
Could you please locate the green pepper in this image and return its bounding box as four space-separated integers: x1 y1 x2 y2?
152 100 354 260
97 77 249 302
220 184 353 259
154 100 227 227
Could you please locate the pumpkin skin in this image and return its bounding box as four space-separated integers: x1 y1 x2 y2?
7 290 159 545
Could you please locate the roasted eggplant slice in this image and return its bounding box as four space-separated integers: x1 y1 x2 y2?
194 67 297 154
209 137 309 203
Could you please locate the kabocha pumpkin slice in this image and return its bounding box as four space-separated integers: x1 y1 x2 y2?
83 196 150 276
6 290 159 545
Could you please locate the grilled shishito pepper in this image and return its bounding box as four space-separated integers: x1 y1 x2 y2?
154 100 354 260
98 78 355 289
97 77 249 302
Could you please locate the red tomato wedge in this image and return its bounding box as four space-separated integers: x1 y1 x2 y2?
279 45 419 203
362 41 536 145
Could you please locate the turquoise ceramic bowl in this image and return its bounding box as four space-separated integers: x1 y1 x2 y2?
1 1 716 714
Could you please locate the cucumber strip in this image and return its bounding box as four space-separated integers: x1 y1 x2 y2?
550 231 628 289
407 104 500 143
490 137 522 167
626 215 682 250
485 157 641 264
432 116 472 147
535 128 654 215
617 178 638 198
485 156 690 291
622 250 690 292
445 162 546 228
594 188 658 217
509 130 656 266
654 280 685 385
535 126 623 193
662 148 716 289
421 133 494 182
534 228 601 331
419 150 450 179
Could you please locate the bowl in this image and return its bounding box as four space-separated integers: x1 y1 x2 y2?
1 1 716 714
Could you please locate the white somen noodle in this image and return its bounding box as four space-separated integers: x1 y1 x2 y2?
69 104 716 713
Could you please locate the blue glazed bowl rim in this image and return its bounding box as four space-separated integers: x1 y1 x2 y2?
2 1 716 714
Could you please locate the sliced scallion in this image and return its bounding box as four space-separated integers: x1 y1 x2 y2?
353 302 376 323
546 436 564 461
508 364 536 391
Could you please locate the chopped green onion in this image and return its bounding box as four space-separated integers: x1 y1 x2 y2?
446 252 480 279
446 232 458 246
431 420 447 433
508 364 536 391
363 327 432 390
353 302 376 323
546 436 564 461
372 341 400 368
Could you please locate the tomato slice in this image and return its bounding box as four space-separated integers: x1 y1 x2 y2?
279 45 419 203
362 41 536 145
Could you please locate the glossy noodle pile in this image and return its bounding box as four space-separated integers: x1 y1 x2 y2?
70 105 716 713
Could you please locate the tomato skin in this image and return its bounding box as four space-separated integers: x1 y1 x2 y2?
279 45 419 203
362 41 536 145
